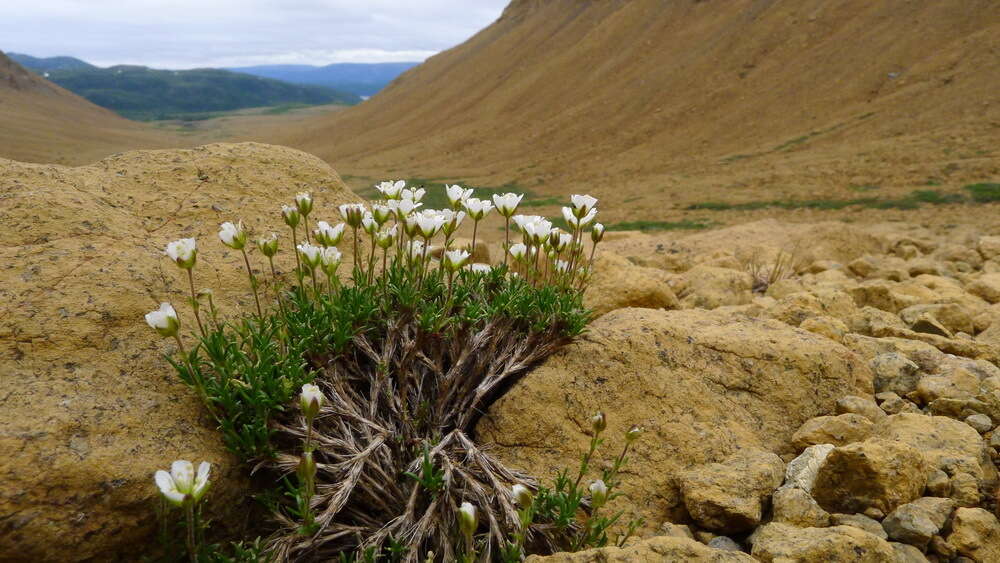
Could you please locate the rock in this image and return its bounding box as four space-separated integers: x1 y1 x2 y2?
934 244 983 270
429 236 490 264
870 352 921 395
891 542 932 562
948 507 1000 562
678 265 754 309
913 371 980 405
0 143 364 560
874 414 994 481
657 522 695 539
830 513 888 539
929 535 956 559
836 395 887 422
966 414 993 433
478 308 873 525
969 273 1000 304
926 470 952 497
812 439 928 514
791 414 874 450
950 472 982 507
910 313 954 338
781 444 834 493
525 534 756 562
799 315 848 343
849 280 937 314
678 448 785 533
900 304 975 335
851 306 909 336
881 497 955 550
750 523 896 562
880 393 922 415
584 252 679 317
977 236 1000 261
707 536 742 551
771 487 830 527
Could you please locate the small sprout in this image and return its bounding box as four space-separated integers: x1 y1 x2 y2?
218 221 247 250
282 204 301 228
145 302 179 338
591 411 606 434
588 479 608 509
165 238 197 269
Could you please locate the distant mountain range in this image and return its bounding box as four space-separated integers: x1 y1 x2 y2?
6 53 417 121
226 62 419 97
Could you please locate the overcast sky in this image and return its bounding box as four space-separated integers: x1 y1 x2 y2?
0 1 509 68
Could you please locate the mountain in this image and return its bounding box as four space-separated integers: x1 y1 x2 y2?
8 52 95 72
274 0 1000 224
0 50 175 164
226 62 419 97
35 65 360 120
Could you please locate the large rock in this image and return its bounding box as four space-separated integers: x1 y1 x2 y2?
678 448 784 533
874 413 994 481
677 265 753 309
882 497 955 551
584 252 678 317
948 507 1000 562
524 534 755 562
811 438 929 514
790 414 874 450
477 308 873 525
750 523 896 562
0 143 364 560
781 444 834 493
771 487 830 528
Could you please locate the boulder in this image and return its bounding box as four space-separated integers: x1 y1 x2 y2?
811 438 928 514
948 507 1000 562
0 143 364 560
913 370 980 405
750 523 896 562
524 534 756 562
477 308 873 525
836 395 886 422
790 414 874 450
771 487 830 527
968 273 1000 304
584 252 678 317
678 448 784 533
874 414 994 481
881 497 955 551
677 265 753 309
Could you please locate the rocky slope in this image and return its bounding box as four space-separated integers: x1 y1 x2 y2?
0 143 363 560
277 0 1000 226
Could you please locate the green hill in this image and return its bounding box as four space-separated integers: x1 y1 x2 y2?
33 65 360 120
8 52 95 72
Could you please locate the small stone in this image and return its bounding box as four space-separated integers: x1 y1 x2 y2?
926 470 951 497
693 530 716 544
830 513 888 539
781 443 834 493
707 536 742 551
750 523 897 561
656 522 695 540
836 395 886 422
679 448 785 533
881 497 955 550
965 413 992 433
881 394 922 415
771 487 830 528
948 507 1000 561
989 432 1000 448
950 472 981 507
929 535 956 559
812 439 928 514
870 352 921 395
864 507 886 521
791 414 874 450
890 542 931 563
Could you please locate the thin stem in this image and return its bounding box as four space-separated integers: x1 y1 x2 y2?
241 248 263 317
352 227 360 272
503 216 510 268
471 220 479 259
185 501 197 563
290 226 302 280
302 215 311 244
186 269 206 338
367 234 377 283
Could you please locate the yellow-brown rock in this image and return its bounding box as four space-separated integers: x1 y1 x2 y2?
0 143 363 560
524 534 755 562
750 523 897 562
584 252 678 317
477 307 872 526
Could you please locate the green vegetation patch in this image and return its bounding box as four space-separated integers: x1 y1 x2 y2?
606 219 712 232
689 188 975 212
964 183 1000 203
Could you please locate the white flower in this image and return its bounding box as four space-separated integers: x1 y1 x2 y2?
522 217 553 245
372 204 393 225
257 233 279 257
297 243 322 269
338 203 367 227
218 221 246 250
154 460 211 507
554 259 570 273
440 209 466 237
389 198 421 219
300 383 324 419
401 187 426 202
591 222 606 243
282 204 301 228
562 206 597 229
295 192 313 216
165 238 197 269
550 230 572 252
509 243 528 260
591 411 606 432
458 501 477 536
320 247 342 277
492 193 524 217
463 197 494 221
361 212 378 234
314 221 345 247
468 263 491 273
570 194 598 217
626 425 644 443
589 479 608 508
512 484 533 507
375 225 397 249
445 185 473 208
145 302 179 338
375 180 406 199
407 240 427 259
414 210 445 238
442 249 471 272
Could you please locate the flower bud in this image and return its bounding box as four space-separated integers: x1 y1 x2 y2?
591 223 605 244
626 425 644 443
165 238 197 269
257 233 279 257
511 484 533 508
458 501 477 537
218 221 247 250
282 205 301 228
589 479 608 509
295 192 313 216
591 411 606 434
299 383 324 420
297 243 322 271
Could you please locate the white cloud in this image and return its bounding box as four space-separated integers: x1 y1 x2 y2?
0 0 508 68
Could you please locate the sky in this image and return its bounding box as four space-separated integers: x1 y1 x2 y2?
0 0 509 69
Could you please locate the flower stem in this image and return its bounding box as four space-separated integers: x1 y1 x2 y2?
290 225 302 281
503 216 510 268
185 501 197 563
186 269 206 338
241 248 263 317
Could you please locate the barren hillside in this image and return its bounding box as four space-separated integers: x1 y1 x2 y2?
0 50 176 164
278 0 1000 225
